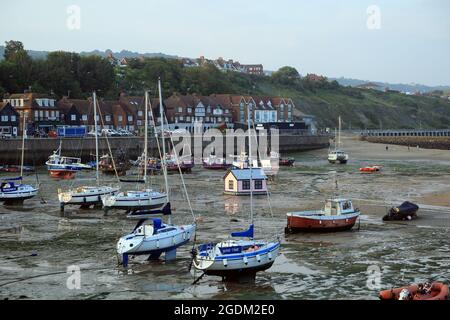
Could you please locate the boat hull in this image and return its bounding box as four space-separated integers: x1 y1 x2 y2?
194 242 280 278
286 212 359 233
58 186 120 206
102 192 168 213
117 224 196 258
379 282 448 300
203 163 230 170
0 187 38 204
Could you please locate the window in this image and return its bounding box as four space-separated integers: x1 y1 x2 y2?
82 114 88 121
242 180 250 190
34 111 38 119
95 115 100 121
71 114 76 121
179 116 184 121
56 111 59 119
39 110 44 119
11 115 16 122
138 111 143 117
187 107 192 113
118 115 123 122
255 180 263 190
225 109 229 114
137 120 142 126
1 115 8 121
177 107 183 113
228 180 234 190
105 115 111 122
186 116 191 122
50 110 55 118
207 106 211 113
128 115 133 122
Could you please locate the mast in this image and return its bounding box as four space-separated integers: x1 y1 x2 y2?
158 78 171 224
338 116 341 149
247 102 253 225
144 91 148 184
20 111 26 178
93 91 99 185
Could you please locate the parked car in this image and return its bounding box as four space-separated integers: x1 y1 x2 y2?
101 128 121 137
87 130 101 137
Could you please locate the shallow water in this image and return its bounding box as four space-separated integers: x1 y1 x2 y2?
0 148 449 300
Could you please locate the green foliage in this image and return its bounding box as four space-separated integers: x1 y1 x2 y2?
271 66 300 85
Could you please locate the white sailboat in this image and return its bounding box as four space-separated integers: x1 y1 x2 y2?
328 116 349 164
116 78 196 267
193 101 280 281
0 112 38 204
57 92 120 211
102 89 168 215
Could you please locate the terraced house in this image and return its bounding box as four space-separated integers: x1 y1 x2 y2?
0 102 19 137
164 93 233 132
2 92 60 134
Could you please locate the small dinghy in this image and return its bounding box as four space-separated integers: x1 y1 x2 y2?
379 282 448 300
359 165 383 173
383 201 419 221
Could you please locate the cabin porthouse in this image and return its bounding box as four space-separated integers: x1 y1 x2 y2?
224 168 268 196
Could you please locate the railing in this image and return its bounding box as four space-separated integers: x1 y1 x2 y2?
360 129 450 137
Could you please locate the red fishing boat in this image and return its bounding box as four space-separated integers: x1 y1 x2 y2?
285 198 360 233
279 158 295 167
379 282 448 300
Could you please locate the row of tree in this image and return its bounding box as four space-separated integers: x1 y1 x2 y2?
0 40 339 99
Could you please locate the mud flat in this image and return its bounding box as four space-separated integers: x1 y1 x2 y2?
0 135 449 300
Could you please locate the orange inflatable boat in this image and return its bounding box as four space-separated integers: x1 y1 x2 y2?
359 165 383 173
379 282 448 300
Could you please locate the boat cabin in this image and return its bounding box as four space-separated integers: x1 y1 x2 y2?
224 168 268 195
323 199 355 216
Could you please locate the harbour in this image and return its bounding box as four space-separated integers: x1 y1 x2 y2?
1 135 449 299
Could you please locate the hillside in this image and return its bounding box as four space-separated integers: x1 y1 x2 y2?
255 79 450 129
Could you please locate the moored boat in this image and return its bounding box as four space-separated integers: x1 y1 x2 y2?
379 282 448 300
0 177 38 204
383 201 419 221
166 154 194 173
46 141 90 178
328 116 349 164
203 155 230 170
286 198 360 233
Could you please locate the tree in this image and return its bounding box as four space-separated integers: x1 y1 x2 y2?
2 40 33 91
44 51 82 97
271 66 300 85
78 55 114 94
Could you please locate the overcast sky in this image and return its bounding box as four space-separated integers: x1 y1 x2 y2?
1 0 449 86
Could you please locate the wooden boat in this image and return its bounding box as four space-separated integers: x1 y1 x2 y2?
286 198 360 233
379 282 448 300
359 165 382 173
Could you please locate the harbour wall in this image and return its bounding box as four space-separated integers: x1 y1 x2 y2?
360 136 450 150
0 134 330 165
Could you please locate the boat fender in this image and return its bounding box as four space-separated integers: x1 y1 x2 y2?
243 256 248 265
256 254 261 263
83 197 86 203
268 252 272 260
183 232 186 240
223 259 228 267
156 240 160 248
319 220 322 225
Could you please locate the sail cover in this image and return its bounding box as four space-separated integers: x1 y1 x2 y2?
231 224 254 238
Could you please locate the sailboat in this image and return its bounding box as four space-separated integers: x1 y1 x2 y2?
0 112 39 205
116 78 196 267
328 116 348 164
102 89 169 215
192 101 280 281
57 92 120 211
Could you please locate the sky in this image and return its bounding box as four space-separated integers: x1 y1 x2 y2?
1 0 449 86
